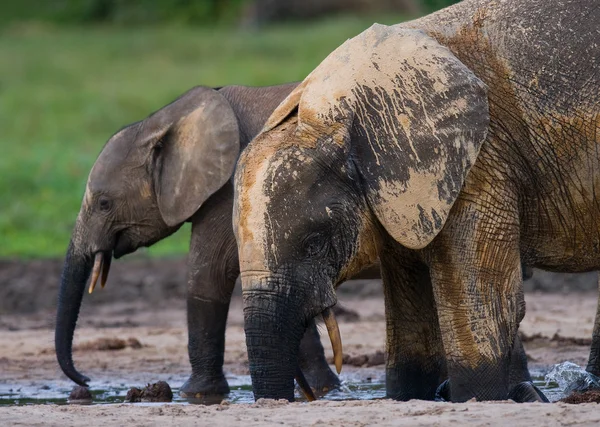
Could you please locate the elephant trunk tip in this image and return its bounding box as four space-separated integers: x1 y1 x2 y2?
56 356 91 387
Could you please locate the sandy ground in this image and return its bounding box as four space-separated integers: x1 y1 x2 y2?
1 291 600 426
3 398 600 427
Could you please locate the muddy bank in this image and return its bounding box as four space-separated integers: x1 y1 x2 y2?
0 293 596 385
1 291 599 424
0 257 597 314
1 257 599 425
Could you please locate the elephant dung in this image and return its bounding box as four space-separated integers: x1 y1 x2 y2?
560 389 600 404
68 385 93 404
125 381 173 403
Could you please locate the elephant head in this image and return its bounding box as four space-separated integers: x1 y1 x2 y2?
233 24 489 400
56 86 239 385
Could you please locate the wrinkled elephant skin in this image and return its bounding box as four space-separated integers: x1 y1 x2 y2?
234 0 600 402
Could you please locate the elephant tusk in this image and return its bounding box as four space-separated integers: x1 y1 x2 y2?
88 252 104 294
295 366 316 402
322 308 343 374
101 252 111 289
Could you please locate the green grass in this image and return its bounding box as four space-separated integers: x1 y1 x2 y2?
0 14 408 258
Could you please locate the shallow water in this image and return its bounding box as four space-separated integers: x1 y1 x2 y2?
0 374 385 406
1 363 595 406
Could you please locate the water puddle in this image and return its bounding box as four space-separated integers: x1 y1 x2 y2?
1 363 597 406
0 370 385 406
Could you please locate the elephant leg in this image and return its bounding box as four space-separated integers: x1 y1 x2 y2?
427 194 542 402
508 285 532 388
381 243 446 401
298 319 340 394
436 334 547 402
508 333 531 386
586 272 600 377
180 185 239 399
507 264 547 401
506 333 548 402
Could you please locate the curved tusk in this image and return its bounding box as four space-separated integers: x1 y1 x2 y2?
101 253 111 289
322 307 343 374
88 252 104 294
295 366 316 402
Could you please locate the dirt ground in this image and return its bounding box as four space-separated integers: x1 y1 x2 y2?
1 259 600 425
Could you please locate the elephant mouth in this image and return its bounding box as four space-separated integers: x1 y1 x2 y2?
88 231 149 294
88 250 112 294
113 230 132 259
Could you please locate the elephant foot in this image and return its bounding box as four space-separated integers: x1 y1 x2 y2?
508 381 549 402
435 380 548 403
302 364 341 396
179 374 230 404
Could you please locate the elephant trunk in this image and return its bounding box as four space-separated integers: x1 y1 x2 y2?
243 282 306 401
55 239 93 386
243 277 342 401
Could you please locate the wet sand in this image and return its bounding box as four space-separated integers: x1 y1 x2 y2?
1 291 599 425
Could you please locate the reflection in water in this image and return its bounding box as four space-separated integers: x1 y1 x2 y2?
1 364 598 406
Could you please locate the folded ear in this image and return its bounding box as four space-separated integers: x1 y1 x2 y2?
290 24 489 249
145 86 240 226
261 80 307 133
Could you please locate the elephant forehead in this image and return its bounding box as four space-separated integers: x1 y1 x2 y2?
235 136 318 271
84 125 148 211
237 116 316 203
89 124 141 182
235 153 271 271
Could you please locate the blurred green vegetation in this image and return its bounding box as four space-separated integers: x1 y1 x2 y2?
0 0 244 26
1 13 416 258
421 0 461 12
0 0 458 26
0 0 461 259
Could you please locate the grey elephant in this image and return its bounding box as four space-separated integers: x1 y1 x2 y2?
55 83 346 400
233 0 600 402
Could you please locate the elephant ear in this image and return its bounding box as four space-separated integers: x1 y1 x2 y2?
275 24 489 249
261 80 307 133
144 86 240 226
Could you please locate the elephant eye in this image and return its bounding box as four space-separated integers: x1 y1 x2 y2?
302 233 329 258
98 197 112 212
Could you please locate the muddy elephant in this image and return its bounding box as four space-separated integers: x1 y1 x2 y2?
55 83 347 399
233 0 600 402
